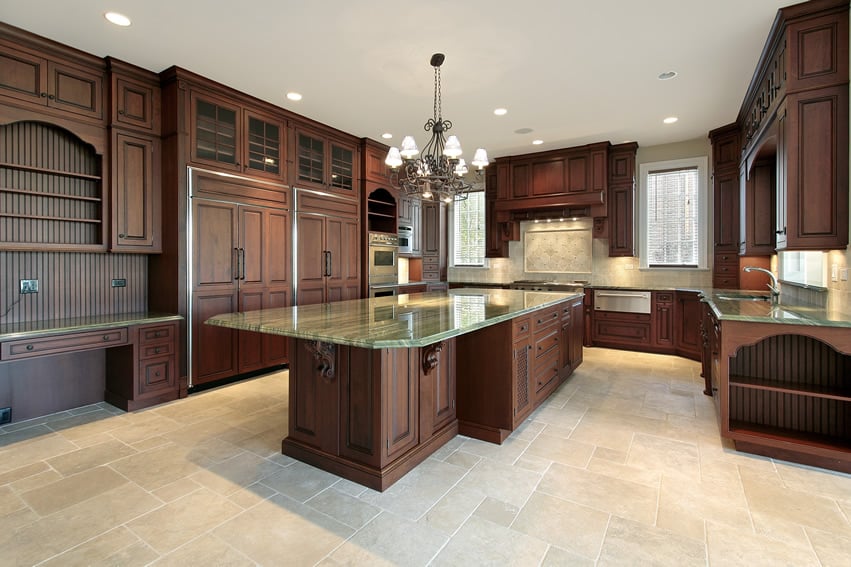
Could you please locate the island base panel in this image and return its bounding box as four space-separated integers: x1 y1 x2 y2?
733 439 851 475
282 421 458 491
457 420 511 444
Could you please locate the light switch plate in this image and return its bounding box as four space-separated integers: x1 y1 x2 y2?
842 268 848 281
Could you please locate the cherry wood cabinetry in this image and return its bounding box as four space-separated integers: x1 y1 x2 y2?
739 158 776 255
709 124 741 289
362 138 392 184
293 124 358 195
675 291 702 361
398 195 422 258
422 201 446 281
283 337 458 491
295 189 360 305
189 90 286 181
653 292 674 348
485 161 511 258
560 297 584 378
607 142 638 256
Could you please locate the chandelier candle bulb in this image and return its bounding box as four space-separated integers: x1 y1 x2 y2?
384 53 488 202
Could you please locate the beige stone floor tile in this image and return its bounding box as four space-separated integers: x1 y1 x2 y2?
108 413 184 445
805 526 851 567
39 526 145 567
418 484 485 534
190 451 284 496
259 460 342 503
215 492 354 566
541 545 596 567
428 435 465 461
774 461 851 501
456 457 542 510
537 422 575 439
509 418 547 441
175 436 246 464
0 483 159 566
99 540 160 566
46 438 137 476
592 445 628 463
514 453 554 474
456 435 530 464
569 409 662 453
305 486 381 529
472 495 520 527
749 509 829 551
110 442 214 491
152 533 254 567
538 462 658 525
332 477 369 497
626 432 701 479
432 514 549 566
127 487 243 554
643 389 697 418
152 477 203 503
0 485 25 516
8 468 62 493
740 465 851 536
227 425 285 459
227 481 277 509
586 455 662 488
512 491 609 559
523 432 595 468
706 521 820 566
131 434 172 452
0 461 49 486
330 510 447 566
20 465 128 516
359 458 468 520
656 472 751 542
0 432 78 474
528 403 589 431
442 449 481 470
45 408 123 434
598 515 707 567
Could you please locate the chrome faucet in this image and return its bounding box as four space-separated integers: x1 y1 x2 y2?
743 266 780 303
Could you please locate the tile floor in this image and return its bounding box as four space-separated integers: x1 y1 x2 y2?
1 347 850 566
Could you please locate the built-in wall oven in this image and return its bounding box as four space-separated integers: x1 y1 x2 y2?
368 232 399 285
398 224 413 255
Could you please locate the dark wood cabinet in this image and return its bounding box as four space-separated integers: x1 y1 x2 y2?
294 125 358 195
675 291 702 361
111 131 160 252
739 158 776 255
296 199 360 306
190 90 285 181
713 168 740 253
419 340 456 439
709 124 741 288
191 198 290 385
560 298 584 378
607 142 637 257
365 186 397 234
653 292 674 348
109 61 160 134
485 162 510 258
362 139 392 184
422 201 446 281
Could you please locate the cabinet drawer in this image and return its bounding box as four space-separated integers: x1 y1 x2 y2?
654 292 674 303
138 356 176 397
513 317 531 340
533 328 559 359
594 311 651 322
139 324 175 345
713 276 739 289
534 351 560 394
593 319 651 345
141 342 174 359
532 306 560 331
422 270 440 281
2 328 128 360
715 253 738 263
713 263 738 275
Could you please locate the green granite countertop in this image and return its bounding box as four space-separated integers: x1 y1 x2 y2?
701 290 851 327
0 312 183 341
206 289 581 348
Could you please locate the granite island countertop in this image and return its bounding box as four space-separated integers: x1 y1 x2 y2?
206 289 581 349
0 312 183 341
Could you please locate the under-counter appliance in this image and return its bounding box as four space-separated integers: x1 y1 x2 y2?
368 232 399 285
398 224 413 255
593 290 651 313
369 286 398 298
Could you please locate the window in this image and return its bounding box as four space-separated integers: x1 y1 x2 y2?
639 157 708 269
452 191 486 266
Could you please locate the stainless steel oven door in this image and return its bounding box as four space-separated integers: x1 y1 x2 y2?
398 225 413 255
368 244 398 284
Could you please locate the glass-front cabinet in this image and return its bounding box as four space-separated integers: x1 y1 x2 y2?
294 126 357 194
190 91 285 181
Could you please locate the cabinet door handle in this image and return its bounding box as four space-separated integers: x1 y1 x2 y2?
234 248 240 280
118 109 125 115
324 251 332 277
240 248 246 280
26 344 34 351
47 94 55 100
103 335 110 341
40 92 47 98
155 347 162 354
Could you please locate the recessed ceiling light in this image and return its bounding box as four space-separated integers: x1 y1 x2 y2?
493 108 508 116
514 128 533 134
381 133 393 140
104 12 131 27
658 71 678 80
286 92 303 101
663 116 679 124
532 139 544 145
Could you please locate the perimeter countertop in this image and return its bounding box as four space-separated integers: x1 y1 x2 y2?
206 289 582 349
0 312 183 341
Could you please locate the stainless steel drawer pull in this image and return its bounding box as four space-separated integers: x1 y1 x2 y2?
26 344 34 351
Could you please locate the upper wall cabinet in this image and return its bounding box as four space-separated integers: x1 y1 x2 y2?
189 90 286 181
607 142 637 257
293 124 359 196
362 138 392 184
0 41 104 125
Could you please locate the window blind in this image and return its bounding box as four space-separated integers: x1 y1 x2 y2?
453 191 486 266
646 167 699 267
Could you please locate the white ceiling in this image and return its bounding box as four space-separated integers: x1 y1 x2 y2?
2 0 793 158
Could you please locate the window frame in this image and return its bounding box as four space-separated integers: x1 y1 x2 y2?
638 156 709 270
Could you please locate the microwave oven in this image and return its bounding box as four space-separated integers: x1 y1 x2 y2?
398 225 413 255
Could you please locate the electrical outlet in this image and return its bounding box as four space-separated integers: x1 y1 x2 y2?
20 279 38 294
832 264 839 282
111 278 127 288
0 407 10 425
842 268 849 281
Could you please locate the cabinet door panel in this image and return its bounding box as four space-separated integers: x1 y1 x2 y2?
193 200 238 288
113 131 158 251
266 209 290 286
239 206 265 287
384 348 419 460
48 61 103 120
713 169 740 250
531 158 564 196
566 154 589 193
289 339 339 453
0 48 46 104
114 76 156 131
238 290 265 373
191 290 238 385
264 287 290 365
296 213 327 305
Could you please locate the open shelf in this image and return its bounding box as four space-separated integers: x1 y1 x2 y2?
0 187 102 203
729 420 851 453
730 374 851 402
0 161 102 181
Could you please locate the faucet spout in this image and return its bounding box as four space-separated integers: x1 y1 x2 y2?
743 266 780 303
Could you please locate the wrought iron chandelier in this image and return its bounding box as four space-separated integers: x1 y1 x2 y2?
385 53 488 203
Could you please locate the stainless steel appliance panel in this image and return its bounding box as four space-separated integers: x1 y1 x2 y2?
368 232 399 285
593 290 651 314
398 225 413 255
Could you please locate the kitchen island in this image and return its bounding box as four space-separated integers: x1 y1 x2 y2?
206 289 584 490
